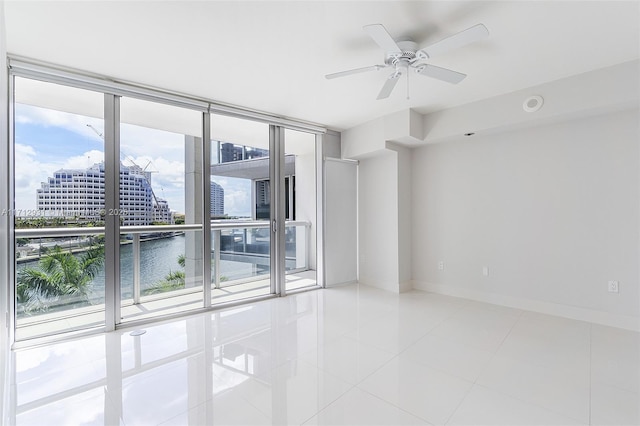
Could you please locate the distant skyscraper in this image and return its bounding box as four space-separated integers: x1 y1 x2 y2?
37 162 172 226
255 180 270 219
210 181 224 216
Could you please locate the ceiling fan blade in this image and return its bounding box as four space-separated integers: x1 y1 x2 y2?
363 24 402 54
415 64 466 84
377 72 401 100
325 65 386 80
417 24 489 59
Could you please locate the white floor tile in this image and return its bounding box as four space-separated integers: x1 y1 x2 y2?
15 359 106 407
447 385 586 425
495 311 591 374
344 314 432 354
402 333 494 382
358 354 473 425
427 304 520 353
303 387 429 425
591 383 640 426
158 391 272 426
14 386 124 426
5 285 638 426
118 356 211 425
591 324 640 394
299 335 396 385
477 355 590 423
233 358 353 425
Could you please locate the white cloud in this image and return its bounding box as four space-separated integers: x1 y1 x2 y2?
14 143 59 210
121 123 184 160
15 104 104 143
63 150 105 170
212 177 251 217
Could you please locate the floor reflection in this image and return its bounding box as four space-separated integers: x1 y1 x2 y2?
8 290 328 425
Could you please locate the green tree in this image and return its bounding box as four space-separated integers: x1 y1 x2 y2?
17 245 104 314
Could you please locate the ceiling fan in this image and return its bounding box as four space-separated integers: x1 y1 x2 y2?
326 23 489 100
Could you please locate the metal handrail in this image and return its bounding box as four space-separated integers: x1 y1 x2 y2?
14 220 310 238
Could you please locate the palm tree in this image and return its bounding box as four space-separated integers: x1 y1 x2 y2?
17 245 104 314
143 254 186 296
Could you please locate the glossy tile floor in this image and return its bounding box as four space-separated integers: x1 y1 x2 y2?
4 284 639 425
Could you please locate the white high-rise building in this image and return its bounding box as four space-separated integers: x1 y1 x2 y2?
210 181 224 216
152 198 173 224
37 162 170 226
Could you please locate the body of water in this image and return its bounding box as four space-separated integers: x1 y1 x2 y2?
18 234 264 304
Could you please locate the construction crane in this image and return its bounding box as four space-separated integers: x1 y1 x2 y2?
86 124 163 211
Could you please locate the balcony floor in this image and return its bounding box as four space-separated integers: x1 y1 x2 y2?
15 271 317 341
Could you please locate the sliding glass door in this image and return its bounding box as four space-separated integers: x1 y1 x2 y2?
209 114 273 304
118 97 204 323
13 77 106 340
9 70 323 344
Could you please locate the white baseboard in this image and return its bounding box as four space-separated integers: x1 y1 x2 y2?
412 281 640 332
399 280 413 293
358 279 404 294
325 280 358 288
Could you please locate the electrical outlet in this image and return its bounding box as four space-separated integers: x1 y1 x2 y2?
607 281 619 293
482 266 489 277
438 261 444 271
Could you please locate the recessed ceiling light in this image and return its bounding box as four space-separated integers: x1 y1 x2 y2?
523 95 544 112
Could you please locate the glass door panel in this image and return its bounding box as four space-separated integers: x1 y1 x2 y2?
283 129 317 292
13 77 106 340
119 97 203 323
210 114 272 304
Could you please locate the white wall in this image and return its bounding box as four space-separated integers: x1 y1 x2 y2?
412 109 640 329
389 143 412 291
358 150 401 292
323 130 341 159
324 158 357 286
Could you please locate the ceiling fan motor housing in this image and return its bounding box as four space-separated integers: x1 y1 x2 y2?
385 40 419 66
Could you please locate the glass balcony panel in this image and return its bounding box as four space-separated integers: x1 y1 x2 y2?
119 229 204 323
15 233 106 341
211 225 271 304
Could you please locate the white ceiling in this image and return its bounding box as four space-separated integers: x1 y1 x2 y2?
4 1 640 131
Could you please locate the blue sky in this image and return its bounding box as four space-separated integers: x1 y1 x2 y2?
14 104 252 217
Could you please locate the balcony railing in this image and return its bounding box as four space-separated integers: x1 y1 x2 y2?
14 220 311 326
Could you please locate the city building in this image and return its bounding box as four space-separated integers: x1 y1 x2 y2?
1 2 639 426
210 180 224 216
219 142 268 163
152 198 173 224
37 162 172 226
